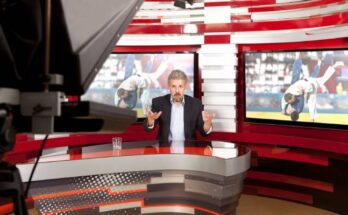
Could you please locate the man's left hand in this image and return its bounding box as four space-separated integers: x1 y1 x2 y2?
202 111 215 123
202 111 215 133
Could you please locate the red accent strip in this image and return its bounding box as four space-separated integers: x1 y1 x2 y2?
131 18 162 24
249 145 329 166
43 199 144 215
66 96 79 102
68 149 82 160
231 15 252 21
113 45 200 52
247 171 334 192
205 0 275 7
33 188 109 200
32 187 147 201
16 134 29 142
0 198 33 214
125 24 185 34
245 185 314 204
0 203 13 215
204 34 230 44
249 0 344 12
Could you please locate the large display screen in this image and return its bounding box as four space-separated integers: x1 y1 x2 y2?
244 49 348 128
82 53 195 118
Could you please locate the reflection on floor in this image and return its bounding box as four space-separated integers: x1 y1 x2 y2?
27 194 338 214
237 194 338 215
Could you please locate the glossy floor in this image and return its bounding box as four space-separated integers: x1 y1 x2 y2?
26 194 337 214
237 194 337 215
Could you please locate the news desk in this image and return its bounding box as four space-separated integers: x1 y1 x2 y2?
16 140 250 214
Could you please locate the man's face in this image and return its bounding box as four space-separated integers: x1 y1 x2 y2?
287 96 296 104
169 79 186 103
120 91 128 99
286 105 296 115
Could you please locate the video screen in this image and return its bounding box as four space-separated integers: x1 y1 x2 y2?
244 50 348 127
81 53 195 118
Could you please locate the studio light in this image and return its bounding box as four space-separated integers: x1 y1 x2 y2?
174 0 186 8
174 0 194 9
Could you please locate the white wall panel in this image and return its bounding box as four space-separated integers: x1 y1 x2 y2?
199 53 237 66
199 44 237 53
231 7 249 14
140 2 183 10
117 34 204 46
200 44 237 133
136 9 204 17
202 96 236 105
230 25 348 44
204 105 236 119
140 2 203 10
202 82 236 92
212 119 236 132
199 53 237 67
201 67 237 79
204 6 231 24
203 92 235 97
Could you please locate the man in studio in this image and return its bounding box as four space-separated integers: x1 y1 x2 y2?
144 69 215 141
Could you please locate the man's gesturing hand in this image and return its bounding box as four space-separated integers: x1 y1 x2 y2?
202 111 215 123
147 110 162 127
202 111 215 132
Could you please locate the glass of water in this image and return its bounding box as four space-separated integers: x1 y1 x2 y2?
112 137 122 150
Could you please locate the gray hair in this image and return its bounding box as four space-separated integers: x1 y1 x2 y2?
167 69 188 84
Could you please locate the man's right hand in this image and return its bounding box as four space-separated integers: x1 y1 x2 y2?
147 110 162 127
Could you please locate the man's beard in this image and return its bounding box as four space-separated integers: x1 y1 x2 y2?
173 94 183 103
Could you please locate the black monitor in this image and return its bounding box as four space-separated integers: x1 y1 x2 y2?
1 0 143 95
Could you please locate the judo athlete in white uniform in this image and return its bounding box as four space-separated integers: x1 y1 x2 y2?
282 61 344 122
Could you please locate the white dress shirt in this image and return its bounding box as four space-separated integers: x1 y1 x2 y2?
169 97 185 141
